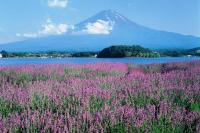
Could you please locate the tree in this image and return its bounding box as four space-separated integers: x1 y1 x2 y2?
97 45 158 58
0 50 9 58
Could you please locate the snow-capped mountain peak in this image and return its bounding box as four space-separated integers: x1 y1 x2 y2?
93 10 129 22
73 10 136 35
1 10 200 52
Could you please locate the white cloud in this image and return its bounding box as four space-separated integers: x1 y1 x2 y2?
47 0 68 8
83 20 114 35
39 19 68 35
16 18 69 38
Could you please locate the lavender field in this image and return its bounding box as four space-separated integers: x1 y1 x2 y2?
0 61 200 133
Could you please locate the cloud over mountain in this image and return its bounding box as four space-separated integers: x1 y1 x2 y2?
82 20 114 35
39 18 68 35
16 18 69 38
2 10 200 52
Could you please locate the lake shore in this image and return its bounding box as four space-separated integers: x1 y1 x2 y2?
1 57 200 66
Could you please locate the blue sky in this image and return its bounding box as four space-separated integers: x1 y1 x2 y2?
0 0 199 44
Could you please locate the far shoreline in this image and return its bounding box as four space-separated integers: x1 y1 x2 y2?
0 55 199 59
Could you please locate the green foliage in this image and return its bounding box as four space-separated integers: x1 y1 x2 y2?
169 90 200 113
71 52 97 57
96 70 121 77
97 45 159 58
141 63 188 74
33 74 49 81
110 70 122 76
64 67 80 75
100 82 112 90
30 93 56 112
64 67 94 79
0 70 17 77
51 71 65 81
169 90 191 108
0 98 23 117
159 47 200 57
0 50 9 57
89 97 105 113
96 71 109 77
160 50 185 57
151 117 184 133
107 93 116 106
0 50 98 58
81 68 94 73
127 92 156 107
61 95 80 116
0 71 49 86
128 64 135 71
31 93 48 110
11 124 40 133
15 73 33 86
31 93 81 116
191 102 200 112
186 47 200 56
64 67 93 74
11 125 23 133
110 123 126 133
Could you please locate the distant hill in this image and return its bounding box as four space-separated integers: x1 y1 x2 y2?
97 45 160 58
158 47 200 57
0 10 200 52
187 47 200 52
186 47 200 56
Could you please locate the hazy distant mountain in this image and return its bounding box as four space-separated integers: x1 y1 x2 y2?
0 10 200 52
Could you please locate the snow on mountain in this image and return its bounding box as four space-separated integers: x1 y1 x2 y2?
0 10 200 52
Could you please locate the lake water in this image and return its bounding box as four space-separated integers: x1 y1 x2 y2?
0 57 200 66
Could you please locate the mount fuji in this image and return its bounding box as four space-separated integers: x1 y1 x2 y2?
0 10 200 52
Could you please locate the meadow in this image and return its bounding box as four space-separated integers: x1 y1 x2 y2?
0 61 200 133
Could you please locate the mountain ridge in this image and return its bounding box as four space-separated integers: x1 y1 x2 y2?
0 10 200 52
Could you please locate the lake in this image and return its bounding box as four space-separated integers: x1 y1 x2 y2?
0 57 200 66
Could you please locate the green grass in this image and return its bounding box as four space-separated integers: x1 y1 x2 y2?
64 67 81 75
150 117 184 133
0 98 23 117
191 102 200 112
89 96 105 113
30 93 57 112
127 92 157 107
100 82 112 90
110 123 126 133
96 70 121 77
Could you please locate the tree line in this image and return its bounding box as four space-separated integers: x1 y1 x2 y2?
97 45 160 58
